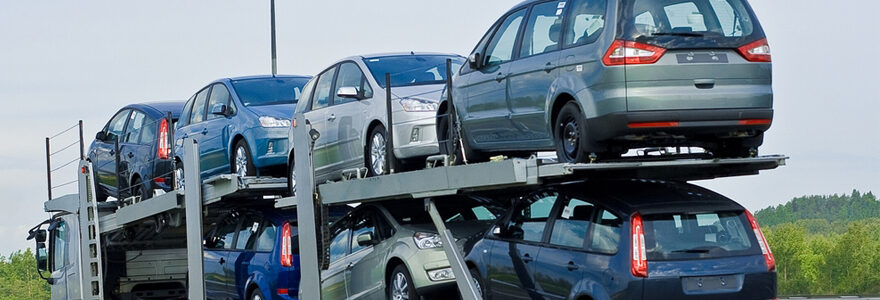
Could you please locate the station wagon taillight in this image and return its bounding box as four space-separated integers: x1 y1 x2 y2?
745 210 776 271
280 221 293 267
631 213 648 278
737 38 771 62
157 118 170 160
603 40 666 66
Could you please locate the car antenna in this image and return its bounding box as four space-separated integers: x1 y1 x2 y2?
411 51 415 55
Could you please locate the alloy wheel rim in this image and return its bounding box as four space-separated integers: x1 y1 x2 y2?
392 272 409 300
235 146 248 177
252 293 262 300
175 167 184 191
472 276 481 296
370 133 386 175
289 163 296 196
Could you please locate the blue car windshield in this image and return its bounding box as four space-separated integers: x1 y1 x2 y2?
230 77 310 107
364 55 464 88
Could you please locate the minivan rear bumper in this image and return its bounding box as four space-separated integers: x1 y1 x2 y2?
586 108 772 147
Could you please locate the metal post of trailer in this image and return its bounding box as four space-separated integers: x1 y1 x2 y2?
384 72 396 174
183 139 206 300
293 113 322 300
78 120 85 159
45 137 52 200
425 198 481 300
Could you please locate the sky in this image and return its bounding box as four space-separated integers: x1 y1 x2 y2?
0 0 878 255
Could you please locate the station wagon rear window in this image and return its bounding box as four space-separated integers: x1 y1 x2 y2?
231 77 309 107
618 0 764 49
642 210 760 260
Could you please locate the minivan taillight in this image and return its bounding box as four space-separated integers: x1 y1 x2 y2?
280 221 292 267
737 38 771 62
603 40 666 66
746 210 775 271
157 118 170 159
631 213 648 277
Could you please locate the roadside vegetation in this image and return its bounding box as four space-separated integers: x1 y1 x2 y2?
0 249 50 300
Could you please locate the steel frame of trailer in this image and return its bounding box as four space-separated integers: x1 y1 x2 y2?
280 112 787 300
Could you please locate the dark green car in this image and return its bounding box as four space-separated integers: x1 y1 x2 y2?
438 0 772 163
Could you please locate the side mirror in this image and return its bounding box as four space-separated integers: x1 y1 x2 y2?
35 242 48 272
336 87 361 100
356 232 376 247
96 131 107 141
211 104 229 116
468 53 482 70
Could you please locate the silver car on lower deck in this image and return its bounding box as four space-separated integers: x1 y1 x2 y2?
288 52 465 191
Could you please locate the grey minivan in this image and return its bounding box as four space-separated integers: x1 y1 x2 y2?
438 0 773 163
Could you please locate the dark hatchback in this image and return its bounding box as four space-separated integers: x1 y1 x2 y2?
88 102 184 201
465 179 776 300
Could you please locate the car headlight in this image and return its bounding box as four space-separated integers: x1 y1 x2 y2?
413 232 442 249
260 116 291 128
427 268 455 281
399 98 438 112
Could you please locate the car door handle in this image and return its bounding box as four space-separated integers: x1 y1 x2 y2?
127 152 134 159
201 128 208 135
544 62 556 73
495 72 506 82
346 262 354 270
328 114 336 121
109 150 115 156
522 253 533 263
566 261 579 271
219 257 226 264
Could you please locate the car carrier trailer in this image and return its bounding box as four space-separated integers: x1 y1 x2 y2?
30 117 786 299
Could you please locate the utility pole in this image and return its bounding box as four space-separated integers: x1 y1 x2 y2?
270 0 277 76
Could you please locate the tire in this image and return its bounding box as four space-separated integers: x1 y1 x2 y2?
287 156 296 197
554 102 592 163
469 268 486 299
444 105 486 165
131 177 149 200
95 185 109 202
249 287 265 300
388 264 419 300
232 140 256 177
366 125 399 177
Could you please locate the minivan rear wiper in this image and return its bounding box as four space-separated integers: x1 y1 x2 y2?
650 32 705 37
671 248 711 253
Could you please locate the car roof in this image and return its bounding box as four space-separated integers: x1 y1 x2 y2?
551 179 745 216
224 74 312 82
124 101 186 118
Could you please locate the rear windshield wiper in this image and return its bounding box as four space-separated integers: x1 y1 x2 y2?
671 248 711 253
649 32 705 37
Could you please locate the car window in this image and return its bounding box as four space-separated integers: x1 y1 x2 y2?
207 83 231 120
190 87 210 125
328 220 350 264
350 211 377 253
311 67 336 110
178 96 194 128
206 218 238 250
520 1 564 57
564 0 607 46
231 77 308 107
297 78 316 113
384 196 502 225
364 55 463 88
643 210 757 260
334 62 369 105
589 208 621 253
620 0 756 44
255 221 277 252
664 2 707 32
51 221 68 271
549 197 594 248
106 109 131 142
506 192 556 242
235 215 262 250
484 8 526 66
138 114 157 146
123 111 147 144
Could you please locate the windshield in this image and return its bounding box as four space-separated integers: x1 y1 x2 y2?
643 210 760 260
230 77 310 107
364 55 465 88
618 0 764 49
383 197 501 225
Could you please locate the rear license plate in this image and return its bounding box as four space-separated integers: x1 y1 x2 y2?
682 274 743 294
676 53 728 64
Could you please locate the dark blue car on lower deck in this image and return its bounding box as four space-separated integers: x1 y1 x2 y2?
466 179 777 300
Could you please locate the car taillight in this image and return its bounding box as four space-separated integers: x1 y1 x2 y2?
603 40 666 66
157 118 170 159
746 210 776 271
280 221 293 268
631 213 648 277
737 38 771 62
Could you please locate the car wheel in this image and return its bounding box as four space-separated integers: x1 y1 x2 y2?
445 105 486 165
174 163 185 192
287 156 296 197
388 264 419 300
131 177 149 200
94 185 109 202
366 125 398 176
554 102 590 163
232 140 256 177
469 267 486 299
249 287 265 300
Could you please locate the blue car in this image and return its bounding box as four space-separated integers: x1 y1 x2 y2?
88 102 184 201
174 75 310 187
466 179 777 300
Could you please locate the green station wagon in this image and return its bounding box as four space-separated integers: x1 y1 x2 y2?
438 0 773 163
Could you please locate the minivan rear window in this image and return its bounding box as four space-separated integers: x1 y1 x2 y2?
643 210 760 260
618 0 764 49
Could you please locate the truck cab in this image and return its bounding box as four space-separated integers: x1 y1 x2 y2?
29 213 81 300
